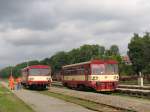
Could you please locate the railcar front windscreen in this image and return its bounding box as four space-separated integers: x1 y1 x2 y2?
29 68 50 75
91 64 118 75
105 64 118 74
91 64 105 75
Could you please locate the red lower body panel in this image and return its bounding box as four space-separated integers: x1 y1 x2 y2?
95 82 118 91
27 81 50 85
63 80 118 91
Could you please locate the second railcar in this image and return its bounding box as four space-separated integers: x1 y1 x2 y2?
21 65 52 89
62 60 119 91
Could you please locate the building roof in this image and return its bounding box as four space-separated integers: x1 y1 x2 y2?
122 56 132 65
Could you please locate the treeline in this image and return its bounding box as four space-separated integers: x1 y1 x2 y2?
0 44 125 78
128 32 150 76
1 32 150 78
0 61 41 78
40 44 122 72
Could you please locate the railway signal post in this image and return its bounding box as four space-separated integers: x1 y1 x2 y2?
138 72 143 87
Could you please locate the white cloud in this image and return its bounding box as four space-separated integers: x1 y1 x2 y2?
0 0 150 68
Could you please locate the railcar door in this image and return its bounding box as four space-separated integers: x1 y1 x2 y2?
84 64 90 81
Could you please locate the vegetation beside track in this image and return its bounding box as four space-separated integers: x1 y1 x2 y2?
39 90 133 112
0 84 34 112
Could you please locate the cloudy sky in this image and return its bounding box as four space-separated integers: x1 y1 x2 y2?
0 0 149 68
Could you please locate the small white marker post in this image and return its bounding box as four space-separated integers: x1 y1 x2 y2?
138 72 143 87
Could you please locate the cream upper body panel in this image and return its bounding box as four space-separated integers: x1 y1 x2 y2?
28 76 52 81
88 74 119 81
63 74 119 82
63 75 85 81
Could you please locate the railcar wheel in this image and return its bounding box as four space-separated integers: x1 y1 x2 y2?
43 85 47 90
63 83 68 87
77 85 85 91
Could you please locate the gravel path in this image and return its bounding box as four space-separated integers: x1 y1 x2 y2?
1 81 96 112
50 86 150 112
13 89 96 112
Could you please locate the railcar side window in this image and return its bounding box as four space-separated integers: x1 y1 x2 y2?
64 66 85 75
77 68 84 75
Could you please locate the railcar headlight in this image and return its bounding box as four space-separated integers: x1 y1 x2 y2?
114 76 119 80
116 76 119 80
92 76 98 80
47 78 50 80
114 76 116 79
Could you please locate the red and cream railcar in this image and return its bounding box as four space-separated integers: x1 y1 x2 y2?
62 60 119 91
21 65 52 89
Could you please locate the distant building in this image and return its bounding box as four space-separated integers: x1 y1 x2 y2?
122 56 132 65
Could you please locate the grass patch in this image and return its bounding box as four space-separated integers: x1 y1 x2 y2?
40 90 133 112
0 85 34 112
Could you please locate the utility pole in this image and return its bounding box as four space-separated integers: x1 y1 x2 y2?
10 68 13 76
27 61 29 67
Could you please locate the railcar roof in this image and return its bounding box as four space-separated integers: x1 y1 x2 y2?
62 60 118 68
22 65 50 70
63 61 91 68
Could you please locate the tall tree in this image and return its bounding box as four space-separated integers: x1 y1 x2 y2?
110 45 120 55
28 60 40 66
128 33 150 75
98 46 105 55
49 51 69 72
142 32 150 74
0 66 14 78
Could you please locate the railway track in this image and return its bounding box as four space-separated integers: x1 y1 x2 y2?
116 88 150 99
51 81 150 99
118 85 150 90
48 86 150 112
116 85 150 98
